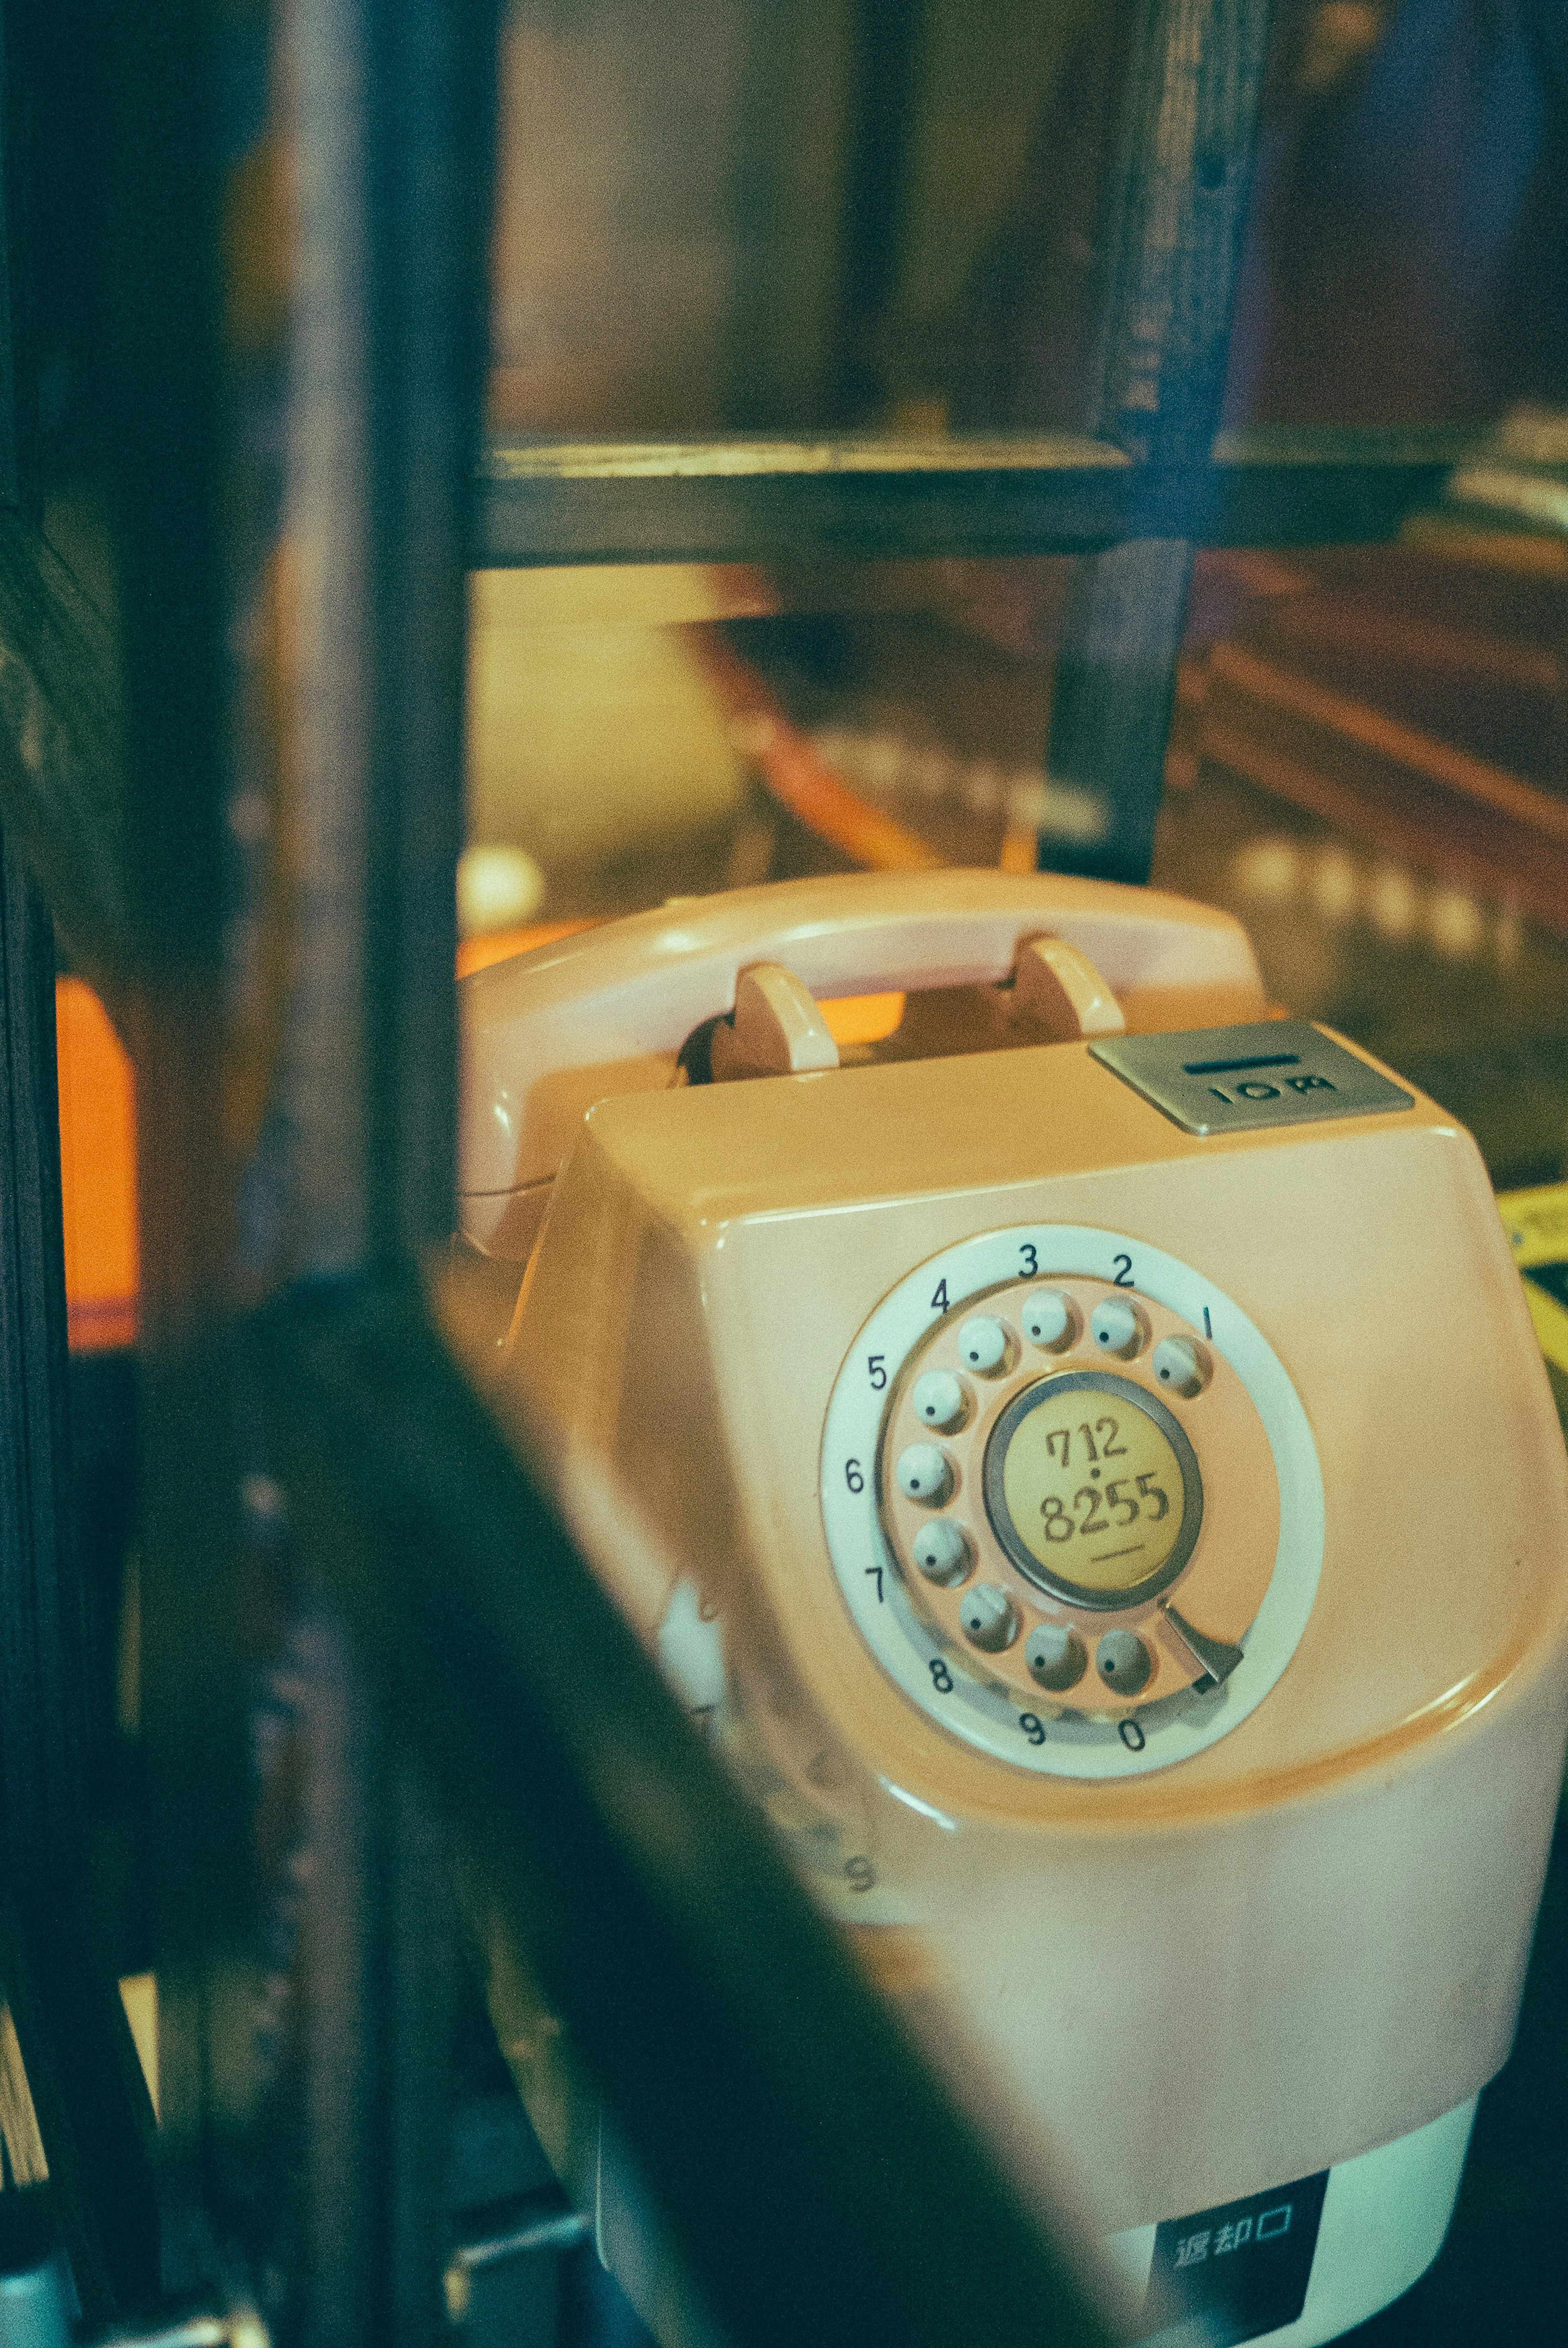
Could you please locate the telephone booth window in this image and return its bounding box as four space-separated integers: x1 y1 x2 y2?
464 2 1568 1193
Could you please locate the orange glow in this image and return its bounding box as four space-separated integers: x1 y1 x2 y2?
456 919 596 977
57 978 138 1353
998 825 1039 874
55 940 909 1357
819 990 904 1044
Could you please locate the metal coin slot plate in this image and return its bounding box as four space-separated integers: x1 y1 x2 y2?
821 1226 1325 1781
1089 1020 1413 1137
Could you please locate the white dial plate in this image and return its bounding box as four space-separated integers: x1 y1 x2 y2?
820 1225 1324 1778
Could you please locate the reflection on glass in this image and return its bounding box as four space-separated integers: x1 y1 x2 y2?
489 0 1568 443
463 556 1084 932
488 0 1113 440
463 534 1568 1188
1227 0 1568 428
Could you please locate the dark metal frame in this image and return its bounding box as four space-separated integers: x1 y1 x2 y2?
477 423 1485 569
0 829 158 2327
0 0 1558 2343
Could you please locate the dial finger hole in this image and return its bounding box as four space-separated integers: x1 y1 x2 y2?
895 1443 954 1506
957 1316 1011 1376
1096 1629 1152 1695
1151 1336 1211 1398
1021 1289 1078 1351
960 1584 1018 1653
911 1370 969 1431
911 1519 971 1586
1089 1297 1147 1359
1026 1622 1086 1691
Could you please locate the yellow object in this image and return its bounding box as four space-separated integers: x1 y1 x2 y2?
1499 1181 1568 1376
118 1971 159 2119
466 573 746 871
819 989 904 1046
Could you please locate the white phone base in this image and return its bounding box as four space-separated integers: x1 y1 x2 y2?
591 2092 1476 2348
1106 2095 1477 2348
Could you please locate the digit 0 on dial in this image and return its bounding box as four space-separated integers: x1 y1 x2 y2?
820 1228 1323 1777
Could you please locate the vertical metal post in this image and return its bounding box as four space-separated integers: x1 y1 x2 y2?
1043 0 1277 881
91 0 252 2306
93 0 495 2323
0 2 23 509
286 0 496 1278
91 0 495 2320
288 1597 457 2348
830 0 925 425
0 840 82 1882
275 1 498 2341
0 824 159 2325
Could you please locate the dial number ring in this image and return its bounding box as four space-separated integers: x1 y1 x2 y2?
821 1226 1325 1779
878 1273 1276 1722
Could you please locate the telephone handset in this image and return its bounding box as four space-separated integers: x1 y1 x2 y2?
458 868 1267 1258
464 870 1568 2348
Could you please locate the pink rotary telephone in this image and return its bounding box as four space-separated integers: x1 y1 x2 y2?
460 870 1568 2348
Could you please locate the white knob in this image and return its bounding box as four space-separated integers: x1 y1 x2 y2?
1027 1623 1086 1691
911 1520 970 1585
959 1584 1018 1653
957 1316 1010 1376
1096 1630 1152 1695
1021 1290 1075 1350
911 1371 968 1431
1089 1297 1145 1358
1152 1336 1209 1397
896 1444 953 1506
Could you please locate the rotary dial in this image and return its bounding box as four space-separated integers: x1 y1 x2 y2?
820 1226 1323 1778
880 1275 1278 1723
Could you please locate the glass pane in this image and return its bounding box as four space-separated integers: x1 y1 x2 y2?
1157 536 1568 1186
462 535 1568 1186
460 539 1568 2347
461 556 1074 937
489 0 1112 439
1224 1 1568 429
470 12 1568 2323
489 1 1568 441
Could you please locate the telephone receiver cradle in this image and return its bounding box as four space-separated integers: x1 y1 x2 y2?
458 869 1270 1260
459 869 1568 2348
